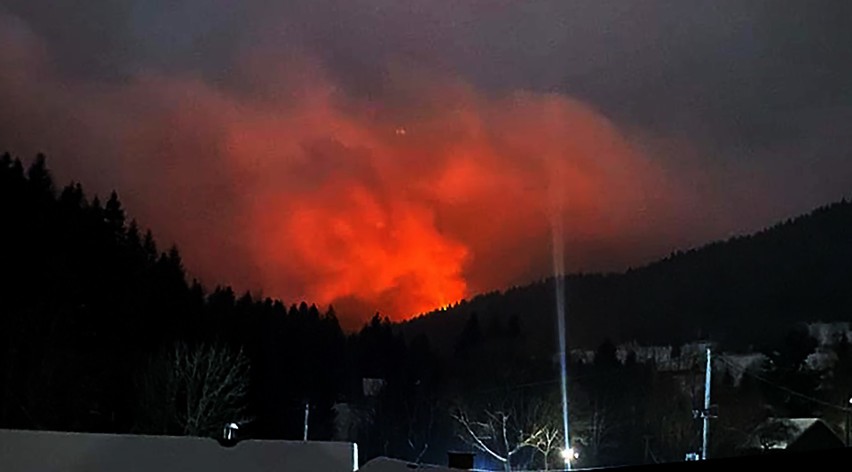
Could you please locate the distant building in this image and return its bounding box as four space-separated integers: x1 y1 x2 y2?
805 349 838 372
742 418 845 453
569 349 595 364
807 322 851 347
616 341 672 366
362 378 386 397
572 340 729 372
678 341 715 359
609 340 715 372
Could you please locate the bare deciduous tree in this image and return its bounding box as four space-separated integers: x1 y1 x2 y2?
452 396 560 472
573 399 618 462
530 425 563 471
568 383 622 466
405 396 436 463
136 342 251 437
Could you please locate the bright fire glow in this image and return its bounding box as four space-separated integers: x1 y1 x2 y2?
0 24 682 327
226 84 665 324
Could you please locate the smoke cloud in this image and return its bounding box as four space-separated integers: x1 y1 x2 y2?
2 2 851 326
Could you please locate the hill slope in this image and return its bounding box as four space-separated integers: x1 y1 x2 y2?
401 199 852 355
0 153 347 438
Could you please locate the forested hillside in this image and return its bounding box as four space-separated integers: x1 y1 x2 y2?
404 198 852 355
0 153 354 440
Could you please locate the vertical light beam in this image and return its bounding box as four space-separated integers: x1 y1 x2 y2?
549 163 571 466
702 347 711 460
553 213 571 459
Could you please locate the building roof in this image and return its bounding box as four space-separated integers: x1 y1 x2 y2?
0 429 358 472
744 418 844 451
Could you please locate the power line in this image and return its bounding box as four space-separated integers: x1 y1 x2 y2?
465 366 637 397
716 354 851 413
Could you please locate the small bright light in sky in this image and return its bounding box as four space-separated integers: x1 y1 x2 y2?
394 127 406 136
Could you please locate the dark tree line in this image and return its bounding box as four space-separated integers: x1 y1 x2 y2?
404 195 852 355
0 153 436 449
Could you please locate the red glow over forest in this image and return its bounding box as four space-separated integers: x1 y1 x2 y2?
0 22 685 326
223 80 672 322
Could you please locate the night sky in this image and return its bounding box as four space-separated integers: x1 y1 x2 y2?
2 1 851 325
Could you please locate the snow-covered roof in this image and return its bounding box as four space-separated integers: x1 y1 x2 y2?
0 429 358 472
746 417 829 450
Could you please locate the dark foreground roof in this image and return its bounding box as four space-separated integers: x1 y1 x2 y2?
0 429 357 472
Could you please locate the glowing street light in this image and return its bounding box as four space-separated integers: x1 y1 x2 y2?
561 447 579 463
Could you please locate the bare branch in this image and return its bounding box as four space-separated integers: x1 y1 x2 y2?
137 342 251 437
452 396 562 471
452 409 508 464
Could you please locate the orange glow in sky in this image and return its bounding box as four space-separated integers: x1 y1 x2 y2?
0 26 682 327
218 79 671 324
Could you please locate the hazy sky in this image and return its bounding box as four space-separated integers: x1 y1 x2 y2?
2 1 851 326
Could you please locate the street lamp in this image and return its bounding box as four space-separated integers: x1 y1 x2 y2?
561 447 579 463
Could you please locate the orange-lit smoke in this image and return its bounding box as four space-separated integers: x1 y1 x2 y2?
220 75 673 322
0 18 684 326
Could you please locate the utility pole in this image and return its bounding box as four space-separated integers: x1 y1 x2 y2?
702 347 711 460
643 435 652 463
846 396 851 447
303 402 310 441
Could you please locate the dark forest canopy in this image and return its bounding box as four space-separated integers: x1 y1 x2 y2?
0 153 455 463
5 151 852 360
403 192 852 355
0 153 349 437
